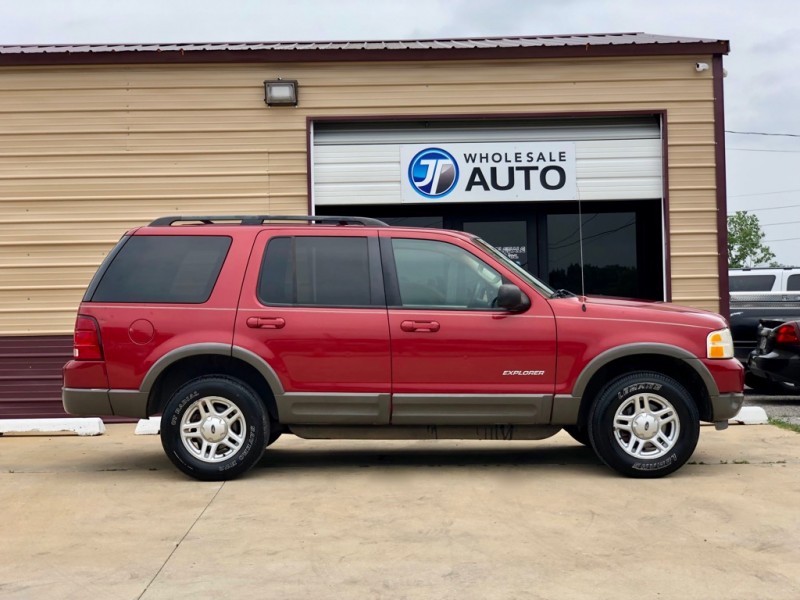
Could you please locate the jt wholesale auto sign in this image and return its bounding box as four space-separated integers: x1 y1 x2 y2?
400 142 577 203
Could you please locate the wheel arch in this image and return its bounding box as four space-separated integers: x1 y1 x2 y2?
142 344 284 419
571 344 717 426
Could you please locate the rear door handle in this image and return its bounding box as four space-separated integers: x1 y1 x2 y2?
400 320 440 333
246 317 286 329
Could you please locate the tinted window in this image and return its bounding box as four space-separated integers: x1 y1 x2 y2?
92 236 231 303
391 238 503 309
787 274 800 291
259 236 372 306
729 275 776 292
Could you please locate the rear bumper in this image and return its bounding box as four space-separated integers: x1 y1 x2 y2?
62 388 112 416
748 351 800 386
62 388 148 418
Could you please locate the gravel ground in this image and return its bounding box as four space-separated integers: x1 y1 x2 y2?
744 389 800 424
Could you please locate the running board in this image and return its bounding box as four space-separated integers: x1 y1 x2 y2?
288 424 561 441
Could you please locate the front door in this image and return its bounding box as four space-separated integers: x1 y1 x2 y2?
380 230 557 425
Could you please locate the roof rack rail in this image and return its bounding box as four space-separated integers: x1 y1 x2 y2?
149 215 390 227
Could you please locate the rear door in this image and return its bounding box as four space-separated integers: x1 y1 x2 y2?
234 228 391 424
381 230 557 425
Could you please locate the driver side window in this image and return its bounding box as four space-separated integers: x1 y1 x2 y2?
391 238 504 309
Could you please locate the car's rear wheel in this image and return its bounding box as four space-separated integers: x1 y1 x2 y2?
588 371 699 478
160 376 269 481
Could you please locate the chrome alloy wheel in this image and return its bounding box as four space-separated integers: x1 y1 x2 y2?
612 392 680 459
179 396 247 463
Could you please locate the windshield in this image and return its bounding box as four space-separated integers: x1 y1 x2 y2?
472 237 555 297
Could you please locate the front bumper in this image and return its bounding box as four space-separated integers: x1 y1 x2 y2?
709 391 745 422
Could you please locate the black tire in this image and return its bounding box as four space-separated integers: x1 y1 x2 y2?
160 375 269 481
563 425 591 447
266 430 282 447
588 371 699 478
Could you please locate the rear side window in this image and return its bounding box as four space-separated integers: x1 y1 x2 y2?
91 236 231 303
258 236 372 307
729 274 775 292
787 274 800 291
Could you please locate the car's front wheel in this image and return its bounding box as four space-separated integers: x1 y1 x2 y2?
160 376 269 481
588 371 699 478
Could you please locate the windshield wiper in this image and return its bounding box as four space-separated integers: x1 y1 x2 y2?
550 289 577 299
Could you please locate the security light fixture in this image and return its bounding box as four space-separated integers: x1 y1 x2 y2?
264 80 298 106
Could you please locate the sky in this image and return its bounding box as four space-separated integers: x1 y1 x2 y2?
1 0 799 265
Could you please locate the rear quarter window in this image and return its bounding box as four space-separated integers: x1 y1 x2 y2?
729 274 776 292
91 236 231 303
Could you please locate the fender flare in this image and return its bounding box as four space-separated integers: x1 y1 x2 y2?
570 343 719 399
139 343 285 396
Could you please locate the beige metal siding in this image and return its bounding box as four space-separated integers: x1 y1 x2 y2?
0 55 722 334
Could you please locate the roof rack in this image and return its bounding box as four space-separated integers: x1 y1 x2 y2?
149 215 389 227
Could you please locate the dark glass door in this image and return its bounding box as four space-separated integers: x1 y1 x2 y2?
462 220 530 268
547 212 638 297
317 199 663 300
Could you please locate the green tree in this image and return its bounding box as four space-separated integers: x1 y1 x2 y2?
727 210 776 268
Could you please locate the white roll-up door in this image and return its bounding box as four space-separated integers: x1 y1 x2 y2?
312 117 662 206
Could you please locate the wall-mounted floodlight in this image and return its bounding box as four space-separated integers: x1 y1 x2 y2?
264 80 298 106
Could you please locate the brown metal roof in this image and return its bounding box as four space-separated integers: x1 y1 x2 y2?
0 33 729 66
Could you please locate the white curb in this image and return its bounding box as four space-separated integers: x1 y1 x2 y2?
134 416 161 435
0 418 105 436
729 406 769 425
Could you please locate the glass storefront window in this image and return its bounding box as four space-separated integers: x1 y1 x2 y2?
463 220 530 269
318 200 662 301
547 212 638 297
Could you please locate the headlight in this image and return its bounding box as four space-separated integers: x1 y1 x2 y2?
707 328 734 359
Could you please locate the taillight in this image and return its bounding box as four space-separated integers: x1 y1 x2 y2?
74 316 103 360
774 322 800 346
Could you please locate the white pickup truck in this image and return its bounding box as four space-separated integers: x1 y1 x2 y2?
729 267 800 393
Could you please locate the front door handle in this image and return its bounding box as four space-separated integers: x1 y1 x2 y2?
400 320 440 333
246 317 286 329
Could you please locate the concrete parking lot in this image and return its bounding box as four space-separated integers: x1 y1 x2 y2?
1 423 799 600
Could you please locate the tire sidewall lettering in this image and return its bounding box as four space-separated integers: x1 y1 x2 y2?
632 453 678 471
170 389 200 426
218 424 257 472
617 382 662 400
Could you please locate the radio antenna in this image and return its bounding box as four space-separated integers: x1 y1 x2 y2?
577 194 587 311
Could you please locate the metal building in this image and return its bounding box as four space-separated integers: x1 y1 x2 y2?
0 33 730 417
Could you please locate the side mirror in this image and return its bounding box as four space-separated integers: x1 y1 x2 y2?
496 284 530 312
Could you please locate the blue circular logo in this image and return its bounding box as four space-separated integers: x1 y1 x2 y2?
408 148 459 198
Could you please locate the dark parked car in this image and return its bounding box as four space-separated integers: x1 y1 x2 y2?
747 321 800 393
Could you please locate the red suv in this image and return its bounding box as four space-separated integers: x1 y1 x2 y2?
63 215 744 480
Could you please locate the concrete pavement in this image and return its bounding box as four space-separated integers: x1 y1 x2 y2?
1 424 799 599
